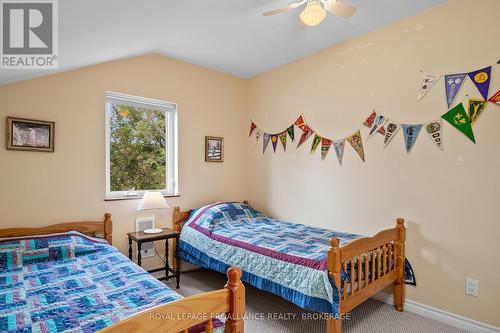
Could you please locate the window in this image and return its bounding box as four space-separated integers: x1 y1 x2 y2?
105 92 178 199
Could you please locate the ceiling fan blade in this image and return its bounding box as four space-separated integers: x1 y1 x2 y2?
326 1 357 19
262 2 303 16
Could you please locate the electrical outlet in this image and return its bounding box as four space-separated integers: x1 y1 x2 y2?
466 278 479 297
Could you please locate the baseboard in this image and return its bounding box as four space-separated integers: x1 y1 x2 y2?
372 292 500 333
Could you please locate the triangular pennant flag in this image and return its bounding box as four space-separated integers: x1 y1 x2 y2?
488 90 500 104
286 125 295 141
279 131 287 151
294 115 307 131
442 103 476 143
333 139 345 165
249 122 257 137
297 125 314 148
363 111 385 136
368 114 387 137
445 73 467 108
321 138 332 160
271 134 279 153
402 124 423 153
310 134 322 154
468 98 487 124
363 111 377 127
254 129 263 144
425 120 443 150
346 130 365 162
417 72 441 101
263 133 271 153
383 121 401 147
468 66 491 100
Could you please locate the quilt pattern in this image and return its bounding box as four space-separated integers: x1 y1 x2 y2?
0 232 184 333
179 202 416 315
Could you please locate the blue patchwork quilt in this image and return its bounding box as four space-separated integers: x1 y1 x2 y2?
0 232 186 333
179 202 416 316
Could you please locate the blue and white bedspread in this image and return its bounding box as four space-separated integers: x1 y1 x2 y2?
0 232 183 333
179 202 416 315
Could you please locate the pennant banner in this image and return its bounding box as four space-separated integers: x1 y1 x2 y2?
384 121 401 147
346 130 365 162
333 139 345 165
402 124 423 153
263 133 271 153
286 125 295 141
321 138 332 160
425 120 443 150
442 103 476 143
363 111 385 136
279 131 287 151
310 134 322 154
249 122 257 137
468 98 487 124
255 129 263 143
488 90 500 104
468 66 491 100
417 72 441 101
271 134 279 153
297 125 314 148
445 73 467 108
368 114 387 137
294 115 307 131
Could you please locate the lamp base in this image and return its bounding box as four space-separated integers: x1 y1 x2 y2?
144 228 163 234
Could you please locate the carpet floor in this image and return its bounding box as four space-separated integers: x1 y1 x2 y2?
164 270 468 333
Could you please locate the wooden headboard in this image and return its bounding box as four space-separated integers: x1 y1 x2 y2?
0 213 113 244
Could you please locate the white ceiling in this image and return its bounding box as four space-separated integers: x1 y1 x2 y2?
0 0 445 85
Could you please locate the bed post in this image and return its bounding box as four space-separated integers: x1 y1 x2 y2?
225 267 245 333
394 218 406 312
326 238 342 333
172 207 181 270
104 213 112 245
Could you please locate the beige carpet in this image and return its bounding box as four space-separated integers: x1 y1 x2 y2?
164 271 469 333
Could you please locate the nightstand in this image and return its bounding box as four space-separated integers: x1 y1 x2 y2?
127 227 181 288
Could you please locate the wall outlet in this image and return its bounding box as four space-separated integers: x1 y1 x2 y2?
466 278 479 297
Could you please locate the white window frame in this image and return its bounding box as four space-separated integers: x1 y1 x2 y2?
105 91 178 199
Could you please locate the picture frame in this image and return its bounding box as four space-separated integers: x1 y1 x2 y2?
205 136 224 162
6 117 55 152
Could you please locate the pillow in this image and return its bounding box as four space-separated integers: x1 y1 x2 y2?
49 244 76 262
0 249 23 270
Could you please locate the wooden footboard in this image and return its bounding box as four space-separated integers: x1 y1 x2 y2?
100 267 245 333
326 218 406 333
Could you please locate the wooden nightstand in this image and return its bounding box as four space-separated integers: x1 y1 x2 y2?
127 228 181 288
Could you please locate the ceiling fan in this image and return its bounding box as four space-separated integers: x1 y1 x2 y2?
263 0 357 27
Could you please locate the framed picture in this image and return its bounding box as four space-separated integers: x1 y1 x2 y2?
6 117 55 152
205 136 224 162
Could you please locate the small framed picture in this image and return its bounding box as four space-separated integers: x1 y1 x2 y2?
205 136 224 162
6 117 55 152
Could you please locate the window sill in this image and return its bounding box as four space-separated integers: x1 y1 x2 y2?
105 194 180 202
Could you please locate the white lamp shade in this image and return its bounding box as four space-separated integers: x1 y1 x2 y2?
137 191 170 211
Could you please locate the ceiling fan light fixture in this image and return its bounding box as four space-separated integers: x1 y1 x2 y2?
300 0 326 27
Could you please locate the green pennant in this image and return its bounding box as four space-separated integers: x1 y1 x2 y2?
442 103 476 143
286 125 295 141
310 134 322 154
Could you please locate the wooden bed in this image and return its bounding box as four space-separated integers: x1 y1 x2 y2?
172 204 405 333
0 214 245 333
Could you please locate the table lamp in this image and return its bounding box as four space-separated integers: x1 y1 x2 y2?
137 191 169 234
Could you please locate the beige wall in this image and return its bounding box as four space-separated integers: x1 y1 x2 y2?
246 0 500 327
0 54 248 260
1 0 499 328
